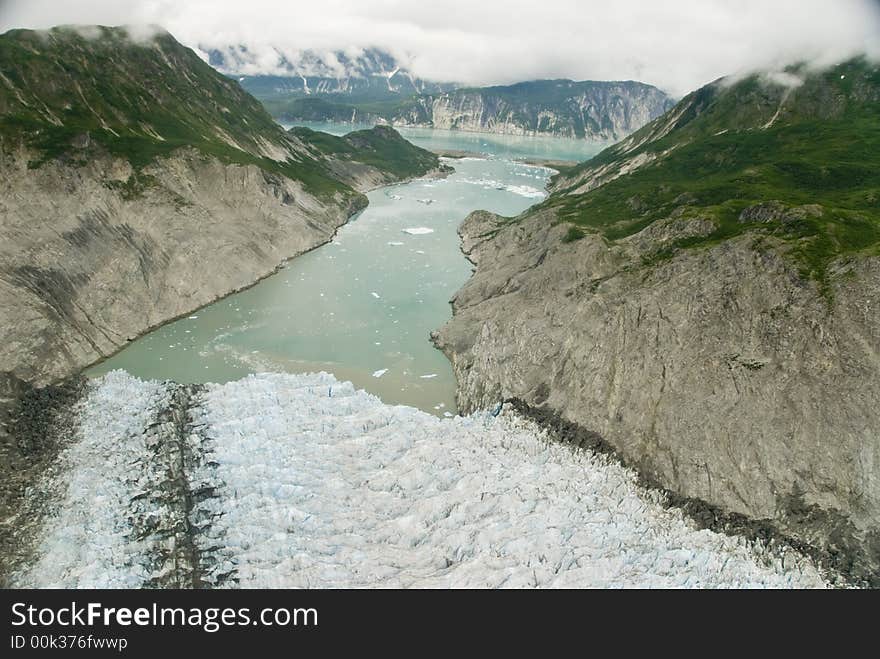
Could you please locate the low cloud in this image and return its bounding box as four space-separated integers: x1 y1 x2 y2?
1 0 878 96
761 71 805 90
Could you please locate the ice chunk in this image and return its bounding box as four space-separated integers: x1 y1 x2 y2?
372 369 388 378
403 227 434 235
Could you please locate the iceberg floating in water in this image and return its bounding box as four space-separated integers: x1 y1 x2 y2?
403 227 434 235
387 241 404 246
372 369 388 378
506 184 546 199
458 177 546 199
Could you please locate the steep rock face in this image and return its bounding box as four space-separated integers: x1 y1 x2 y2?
0 138 446 386
267 79 674 142
434 59 880 582
398 81 674 141
0 26 445 386
0 146 360 385
433 208 880 583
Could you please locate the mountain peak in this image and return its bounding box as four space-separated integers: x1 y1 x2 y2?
202 44 404 79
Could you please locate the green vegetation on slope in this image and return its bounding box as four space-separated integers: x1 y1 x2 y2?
543 58 880 296
289 125 443 179
0 26 433 198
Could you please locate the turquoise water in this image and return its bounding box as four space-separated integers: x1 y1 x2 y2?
289 121 609 163
89 124 604 414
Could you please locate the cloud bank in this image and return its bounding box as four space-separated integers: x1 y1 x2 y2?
1 0 878 96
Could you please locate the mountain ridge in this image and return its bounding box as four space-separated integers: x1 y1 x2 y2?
259 77 675 141
0 25 446 386
209 45 456 104
212 45 675 141
433 56 880 583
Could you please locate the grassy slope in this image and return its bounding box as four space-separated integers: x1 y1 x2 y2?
0 26 351 196
289 125 441 179
542 58 880 295
0 26 439 197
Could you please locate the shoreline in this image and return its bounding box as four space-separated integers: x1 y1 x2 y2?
429 147 578 172
80 164 455 384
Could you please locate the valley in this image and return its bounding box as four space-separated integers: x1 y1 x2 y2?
1 18 878 590
88 123 604 413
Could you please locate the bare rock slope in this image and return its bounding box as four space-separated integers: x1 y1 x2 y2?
0 26 444 385
434 59 880 584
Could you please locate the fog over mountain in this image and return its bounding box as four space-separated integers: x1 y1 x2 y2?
1 0 878 96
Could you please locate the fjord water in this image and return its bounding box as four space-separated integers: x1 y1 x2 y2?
88 124 604 413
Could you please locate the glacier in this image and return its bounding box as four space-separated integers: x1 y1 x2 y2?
13 371 828 588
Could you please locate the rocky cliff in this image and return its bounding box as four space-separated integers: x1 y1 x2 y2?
433 58 880 584
392 80 674 141
0 26 445 386
215 46 456 103
264 79 674 141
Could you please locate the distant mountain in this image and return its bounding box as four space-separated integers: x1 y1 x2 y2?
390 80 675 141
257 77 675 142
205 45 455 104
206 44 674 141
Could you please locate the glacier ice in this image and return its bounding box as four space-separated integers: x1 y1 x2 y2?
14 371 828 589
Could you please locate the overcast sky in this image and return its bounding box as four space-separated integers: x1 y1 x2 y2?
1 0 878 96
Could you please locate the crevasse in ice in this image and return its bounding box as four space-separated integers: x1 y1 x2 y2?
17 371 828 588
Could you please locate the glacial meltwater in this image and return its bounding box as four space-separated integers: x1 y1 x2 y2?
87 125 606 414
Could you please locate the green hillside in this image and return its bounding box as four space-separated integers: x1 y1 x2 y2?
0 26 439 197
290 125 445 179
544 58 880 296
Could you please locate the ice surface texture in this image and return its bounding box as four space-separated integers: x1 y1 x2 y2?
16 371 827 588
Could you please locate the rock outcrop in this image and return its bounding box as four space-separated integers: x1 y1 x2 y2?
434 58 880 584
0 26 446 386
434 208 880 584
393 81 675 141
